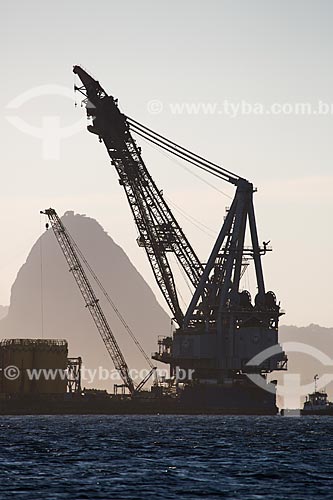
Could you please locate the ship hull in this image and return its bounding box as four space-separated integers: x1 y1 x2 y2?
281 409 333 416
0 381 278 415
179 382 277 415
301 409 333 416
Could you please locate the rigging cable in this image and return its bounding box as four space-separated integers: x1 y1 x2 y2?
130 126 228 183
39 213 45 339
165 196 216 238
64 226 154 369
133 129 232 198
127 116 240 183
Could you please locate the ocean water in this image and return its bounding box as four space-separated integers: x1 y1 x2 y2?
0 415 332 500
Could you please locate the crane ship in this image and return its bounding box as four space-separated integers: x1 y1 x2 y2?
70 66 287 414
0 66 287 415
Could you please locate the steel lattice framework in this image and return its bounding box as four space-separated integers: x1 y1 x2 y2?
73 66 204 326
41 208 135 394
72 66 286 376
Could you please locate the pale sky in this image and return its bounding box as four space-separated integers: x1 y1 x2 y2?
1 0 332 327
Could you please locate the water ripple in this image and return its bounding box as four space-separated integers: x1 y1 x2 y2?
0 415 332 499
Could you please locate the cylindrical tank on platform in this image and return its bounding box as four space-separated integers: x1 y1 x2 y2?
0 339 68 395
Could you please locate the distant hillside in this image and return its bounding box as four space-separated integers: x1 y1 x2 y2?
0 306 8 320
0 211 170 390
280 324 333 384
273 324 333 407
0 211 331 402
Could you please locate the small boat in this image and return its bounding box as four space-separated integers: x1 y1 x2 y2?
302 375 333 415
281 375 333 416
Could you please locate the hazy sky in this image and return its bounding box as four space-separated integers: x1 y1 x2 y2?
1 0 332 327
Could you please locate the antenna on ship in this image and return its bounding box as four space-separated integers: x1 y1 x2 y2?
314 374 319 392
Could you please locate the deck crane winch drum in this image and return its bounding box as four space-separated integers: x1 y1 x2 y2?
73 66 287 413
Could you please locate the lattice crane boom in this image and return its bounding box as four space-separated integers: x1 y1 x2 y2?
72 66 286 377
41 208 135 394
73 65 204 326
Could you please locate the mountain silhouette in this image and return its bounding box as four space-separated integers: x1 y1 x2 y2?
0 211 332 402
0 211 171 390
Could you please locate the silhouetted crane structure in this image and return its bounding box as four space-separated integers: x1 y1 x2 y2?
41 208 156 395
73 66 286 406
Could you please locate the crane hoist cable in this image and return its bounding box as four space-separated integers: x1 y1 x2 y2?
67 230 155 371
39 213 45 339
66 228 158 386
130 125 229 184
147 140 233 198
164 196 216 238
132 134 223 238
41 208 157 393
172 253 193 296
127 116 241 184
